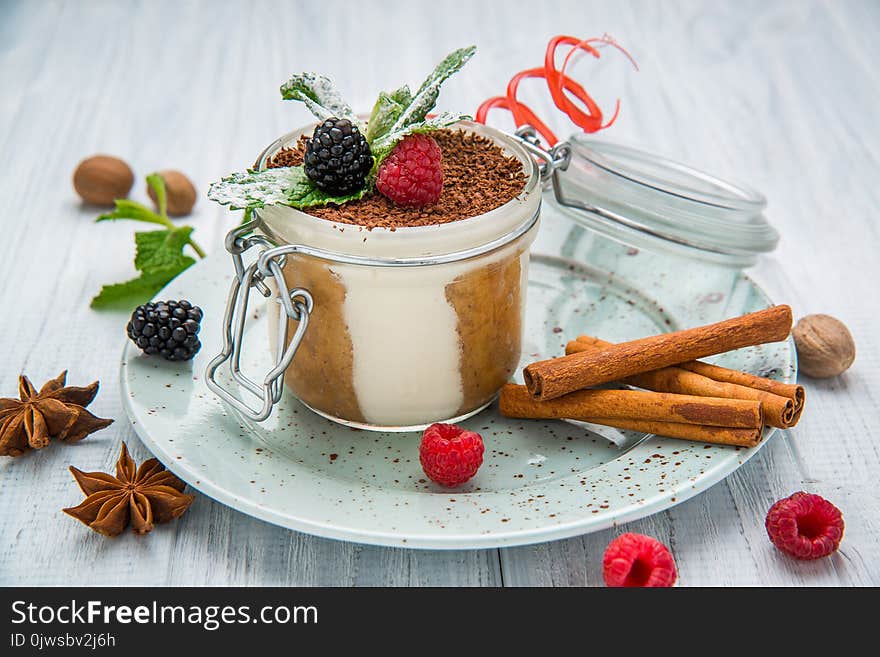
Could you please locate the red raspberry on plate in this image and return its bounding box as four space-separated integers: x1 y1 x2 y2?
376 134 443 207
419 423 483 487
603 533 677 587
765 491 844 560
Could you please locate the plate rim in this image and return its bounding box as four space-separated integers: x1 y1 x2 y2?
120 252 791 549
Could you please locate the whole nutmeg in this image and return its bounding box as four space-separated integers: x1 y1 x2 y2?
147 170 197 216
73 155 134 206
793 314 856 378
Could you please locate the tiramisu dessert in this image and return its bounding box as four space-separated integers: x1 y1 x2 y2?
209 47 541 429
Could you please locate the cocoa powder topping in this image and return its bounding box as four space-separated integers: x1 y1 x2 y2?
267 128 527 229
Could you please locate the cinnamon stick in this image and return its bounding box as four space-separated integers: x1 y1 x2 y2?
677 361 804 419
566 336 801 428
579 419 762 447
499 384 764 447
523 305 792 400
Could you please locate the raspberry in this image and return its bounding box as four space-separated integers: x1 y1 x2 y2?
603 533 677 587
765 492 844 560
419 423 484 487
376 134 443 207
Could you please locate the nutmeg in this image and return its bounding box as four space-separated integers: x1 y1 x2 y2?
792 314 856 378
73 155 134 206
147 170 197 216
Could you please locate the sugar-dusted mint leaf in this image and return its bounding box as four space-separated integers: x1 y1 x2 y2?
370 111 472 166
208 166 370 211
280 73 360 126
386 46 475 135
208 167 300 210
365 85 412 143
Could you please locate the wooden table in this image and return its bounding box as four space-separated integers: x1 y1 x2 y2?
2 0 877 586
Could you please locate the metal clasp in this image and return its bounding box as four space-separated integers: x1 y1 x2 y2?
205 217 314 422
513 125 571 182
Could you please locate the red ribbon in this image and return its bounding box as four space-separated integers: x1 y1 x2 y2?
476 34 638 147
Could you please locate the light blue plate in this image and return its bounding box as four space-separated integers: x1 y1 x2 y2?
120 202 796 548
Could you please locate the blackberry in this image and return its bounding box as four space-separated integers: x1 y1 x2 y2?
127 300 203 361
304 117 372 194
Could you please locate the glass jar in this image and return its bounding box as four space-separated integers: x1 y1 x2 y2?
208 122 541 431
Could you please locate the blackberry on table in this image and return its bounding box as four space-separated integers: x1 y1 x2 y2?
127 300 203 361
304 117 372 194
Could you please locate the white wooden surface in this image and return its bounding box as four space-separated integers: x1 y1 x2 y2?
1 0 878 586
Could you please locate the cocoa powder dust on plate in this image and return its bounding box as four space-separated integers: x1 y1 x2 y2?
268 128 527 230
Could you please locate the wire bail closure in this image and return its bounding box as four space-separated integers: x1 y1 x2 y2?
205 217 314 422
513 125 571 182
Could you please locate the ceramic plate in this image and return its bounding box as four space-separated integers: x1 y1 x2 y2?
120 203 797 549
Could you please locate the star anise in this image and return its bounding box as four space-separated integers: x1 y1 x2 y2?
0 371 113 457
63 442 195 536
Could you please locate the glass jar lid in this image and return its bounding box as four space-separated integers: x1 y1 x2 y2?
549 134 779 266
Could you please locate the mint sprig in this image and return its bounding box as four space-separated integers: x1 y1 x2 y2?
91 174 205 310
209 46 476 213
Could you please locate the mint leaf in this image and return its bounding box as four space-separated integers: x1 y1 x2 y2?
96 199 166 226
90 261 193 310
146 172 168 217
134 226 195 271
280 73 360 125
365 86 412 143
208 165 369 211
390 86 414 106
387 46 475 133
91 227 196 309
208 167 302 210
285 166 371 207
